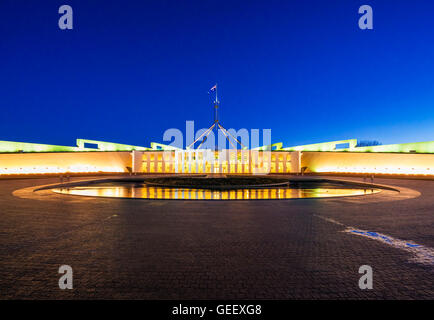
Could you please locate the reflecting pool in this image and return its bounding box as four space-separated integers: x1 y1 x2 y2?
52 182 380 200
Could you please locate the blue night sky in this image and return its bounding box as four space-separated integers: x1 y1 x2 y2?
0 0 433 148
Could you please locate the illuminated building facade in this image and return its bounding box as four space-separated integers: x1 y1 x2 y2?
138 150 300 174
0 138 433 176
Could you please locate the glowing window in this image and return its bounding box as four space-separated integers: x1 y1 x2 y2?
165 164 171 173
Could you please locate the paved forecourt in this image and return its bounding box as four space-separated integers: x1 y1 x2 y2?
0 175 433 299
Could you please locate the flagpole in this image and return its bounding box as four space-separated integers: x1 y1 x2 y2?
214 83 218 151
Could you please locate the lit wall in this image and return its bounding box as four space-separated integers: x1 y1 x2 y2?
76 139 151 151
302 152 434 175
0 152 131 175
0 140 95 153
282 139 434 153
0 139 152 153
282 139 358 152
351 141 434 153
1 149 433 176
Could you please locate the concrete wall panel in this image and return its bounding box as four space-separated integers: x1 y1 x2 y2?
302 152 434 175
0 152 131 174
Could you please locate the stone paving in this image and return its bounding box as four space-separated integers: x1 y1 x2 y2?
0 176 433 299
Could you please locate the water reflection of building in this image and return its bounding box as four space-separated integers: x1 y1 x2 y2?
54 186 379 200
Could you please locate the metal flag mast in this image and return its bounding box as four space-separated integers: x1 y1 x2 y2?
213 83 219 150
187 84 246 150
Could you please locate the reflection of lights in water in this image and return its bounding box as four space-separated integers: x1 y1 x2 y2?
53 185 380 200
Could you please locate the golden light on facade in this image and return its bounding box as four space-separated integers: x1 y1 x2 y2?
0 139 433 176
